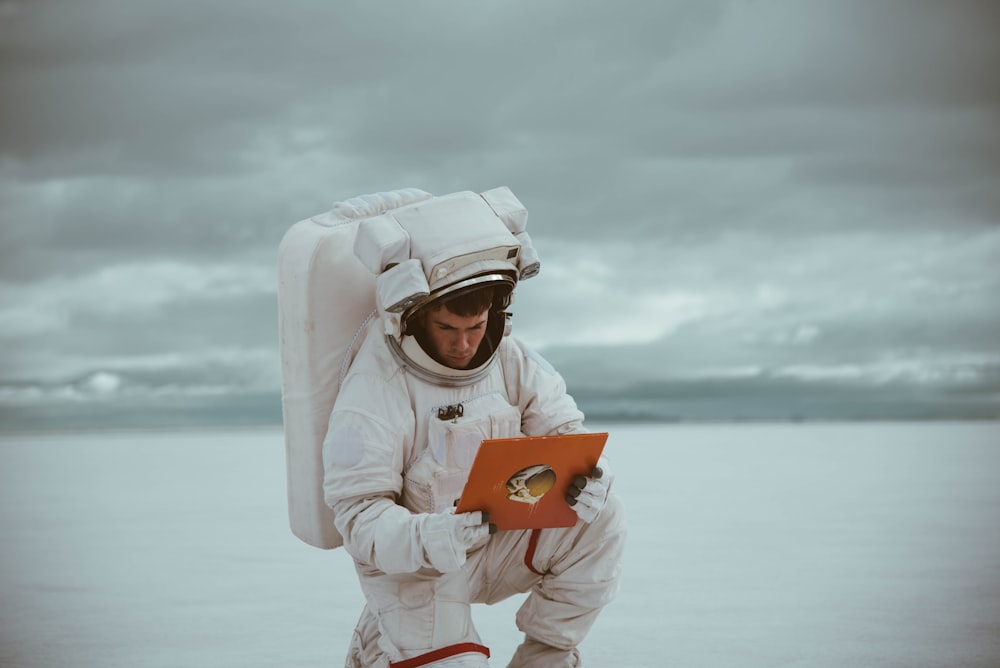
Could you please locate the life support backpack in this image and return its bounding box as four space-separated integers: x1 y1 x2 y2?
277 186 538 549
277 188 432 549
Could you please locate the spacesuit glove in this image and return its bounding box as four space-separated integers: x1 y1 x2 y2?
565 455 615 524
420 510 495 573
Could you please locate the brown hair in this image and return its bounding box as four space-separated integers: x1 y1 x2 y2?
437 285 497 317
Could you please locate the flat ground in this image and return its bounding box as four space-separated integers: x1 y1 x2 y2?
2 421 998 667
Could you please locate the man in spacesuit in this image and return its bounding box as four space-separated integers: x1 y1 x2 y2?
322 188 626 668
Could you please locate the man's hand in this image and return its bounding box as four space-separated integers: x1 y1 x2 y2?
565 456 614 524
420 510 496 573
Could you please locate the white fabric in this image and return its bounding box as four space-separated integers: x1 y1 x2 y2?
507 638 581 668
568 455 615 524
331 188 432 222
392 191 520 291
322 323 584 515
352 189 539 297
480 186 528 234
323 323 627 666
350 497 491 575
375 258 429 314
419 510 492 573
277 212 375 549
352 212 412 274
434 654 490 668
513 231 540 279
338 494 627 668
279 187 435 549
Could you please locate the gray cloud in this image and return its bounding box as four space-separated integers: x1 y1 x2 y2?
1 0 998 426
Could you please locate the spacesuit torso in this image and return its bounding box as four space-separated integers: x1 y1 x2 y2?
322 320 584 537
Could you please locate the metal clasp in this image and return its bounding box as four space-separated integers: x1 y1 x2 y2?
437 403 464 423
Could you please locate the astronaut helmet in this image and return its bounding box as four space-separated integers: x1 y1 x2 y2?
353 186 540 386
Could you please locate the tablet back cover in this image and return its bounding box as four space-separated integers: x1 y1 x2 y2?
454 432 608 530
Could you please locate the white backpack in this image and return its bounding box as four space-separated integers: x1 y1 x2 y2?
277 188 432 549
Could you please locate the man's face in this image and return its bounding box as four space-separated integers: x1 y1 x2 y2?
422 304 490 369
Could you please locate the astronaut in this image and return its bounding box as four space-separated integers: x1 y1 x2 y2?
322 187 626 668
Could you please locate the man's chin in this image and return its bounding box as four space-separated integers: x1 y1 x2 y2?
445 355 473 369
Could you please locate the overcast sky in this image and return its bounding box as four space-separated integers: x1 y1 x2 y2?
1 0 998 425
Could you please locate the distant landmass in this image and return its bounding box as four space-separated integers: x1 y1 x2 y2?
1 386 997 433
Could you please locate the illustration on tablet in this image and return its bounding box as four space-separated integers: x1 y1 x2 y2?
505 464 556 505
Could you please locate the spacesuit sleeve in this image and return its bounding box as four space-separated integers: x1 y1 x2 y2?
504 338 586 437
322 371 411 508
332 495 489 574
322 371 425 570
330 494 425 571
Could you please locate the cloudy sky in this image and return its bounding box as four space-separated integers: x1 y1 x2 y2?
1 0 998 428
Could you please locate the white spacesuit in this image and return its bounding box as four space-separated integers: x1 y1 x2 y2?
320 188 626 668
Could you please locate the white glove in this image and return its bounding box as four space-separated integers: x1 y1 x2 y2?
419 510 495 573
565 456 614 524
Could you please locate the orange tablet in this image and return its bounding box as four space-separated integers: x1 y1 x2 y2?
454 432 608 530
